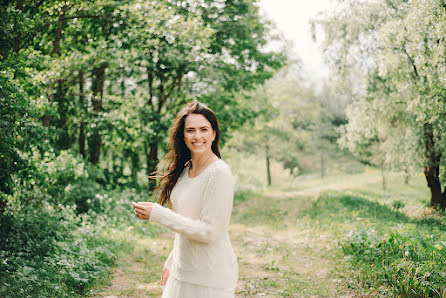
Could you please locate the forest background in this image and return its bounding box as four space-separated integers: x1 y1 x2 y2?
0 0 445 296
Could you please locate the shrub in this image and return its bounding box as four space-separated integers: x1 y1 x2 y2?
0 199 118 297
342 227 446 297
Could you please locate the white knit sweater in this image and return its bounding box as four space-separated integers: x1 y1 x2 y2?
148 159 238 289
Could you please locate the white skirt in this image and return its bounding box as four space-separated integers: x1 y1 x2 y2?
162 276 235 298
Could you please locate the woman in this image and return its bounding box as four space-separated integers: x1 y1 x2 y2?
132 100 238 297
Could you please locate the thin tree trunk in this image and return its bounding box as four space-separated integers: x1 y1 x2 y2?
52 5 67 56
130 150 140 188
79 70 86 158
56 78 70 150
89 63 107 165
113 155 124 186
320 151 325 179
381 164 387 190
266 143 272 186
423 123 444 209
404 165 409 185
146 142 158 192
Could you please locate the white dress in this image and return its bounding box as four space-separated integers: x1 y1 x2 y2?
148 159 238 298
162 276 235 298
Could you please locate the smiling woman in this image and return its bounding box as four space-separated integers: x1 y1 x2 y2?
132 100 238 298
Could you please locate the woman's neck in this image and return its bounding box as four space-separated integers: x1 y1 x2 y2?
190 151 218 171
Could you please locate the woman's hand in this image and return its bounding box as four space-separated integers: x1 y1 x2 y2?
132 201 153 220
161 267 170 286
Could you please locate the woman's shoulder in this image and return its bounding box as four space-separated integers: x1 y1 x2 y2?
208 159 232 179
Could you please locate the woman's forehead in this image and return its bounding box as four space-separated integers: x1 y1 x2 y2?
184 114 211 128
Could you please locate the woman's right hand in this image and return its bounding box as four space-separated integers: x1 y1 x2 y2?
161 268 170 286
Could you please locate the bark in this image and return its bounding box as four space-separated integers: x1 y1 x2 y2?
320 151 325 179
56 78 71 150
52 5 68 56
266 143 272 186
88 63 107 165
404 166 409 185
381 164 387 190
113 156 124 186
423 122 444 210
130 150 140 187
79 70 86 158
146 142 158 192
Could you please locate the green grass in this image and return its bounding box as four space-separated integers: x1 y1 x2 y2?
300 173 446 297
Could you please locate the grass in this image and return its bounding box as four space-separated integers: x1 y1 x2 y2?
300 173 445 296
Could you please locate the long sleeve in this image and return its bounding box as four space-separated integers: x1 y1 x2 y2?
148 168 233 244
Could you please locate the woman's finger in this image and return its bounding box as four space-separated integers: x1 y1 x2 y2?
161 268 170 286
133 205 146 212
132 202 142 209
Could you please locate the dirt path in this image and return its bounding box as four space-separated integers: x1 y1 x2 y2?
96 187 360 297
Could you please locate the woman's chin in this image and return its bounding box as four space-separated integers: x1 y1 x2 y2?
190 147 211 155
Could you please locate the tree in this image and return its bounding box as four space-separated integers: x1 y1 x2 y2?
228 59 345 185
313 0 446 208
1 0 285 199
117 0 285 190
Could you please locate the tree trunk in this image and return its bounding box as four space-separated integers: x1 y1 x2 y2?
423 123 444 209
78 70 86 158
55 78 71 150
88 63 107 165
146 142 158 192
320 151 325 179
404 166 409 185
130 150 140 188
266 143 272 186
52 6 67 56
113 155 124 186
381 164 387 190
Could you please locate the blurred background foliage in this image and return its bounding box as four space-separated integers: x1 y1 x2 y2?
0 0 445 296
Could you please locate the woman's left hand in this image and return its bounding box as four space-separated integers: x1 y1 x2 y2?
132 201 153 220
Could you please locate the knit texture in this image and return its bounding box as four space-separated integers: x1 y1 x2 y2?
149 159 238 289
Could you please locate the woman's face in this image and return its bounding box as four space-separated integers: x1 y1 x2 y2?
183 113 216 156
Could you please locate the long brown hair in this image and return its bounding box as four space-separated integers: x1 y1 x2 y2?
153 100 221 207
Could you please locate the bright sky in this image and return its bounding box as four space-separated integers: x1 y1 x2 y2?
259 0 334 80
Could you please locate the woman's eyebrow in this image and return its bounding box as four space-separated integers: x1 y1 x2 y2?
185 125 210 129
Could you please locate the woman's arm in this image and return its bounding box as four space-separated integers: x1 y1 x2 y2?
149 168 234 243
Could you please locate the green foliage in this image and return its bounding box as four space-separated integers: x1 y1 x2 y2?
308 192 446 296
391 200 405 212
41 151 107 212
343 229 446 296
0 204 112 297
0 71 43 198
0 185 165 297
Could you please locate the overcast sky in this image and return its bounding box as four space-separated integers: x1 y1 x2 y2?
258 0 335 80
